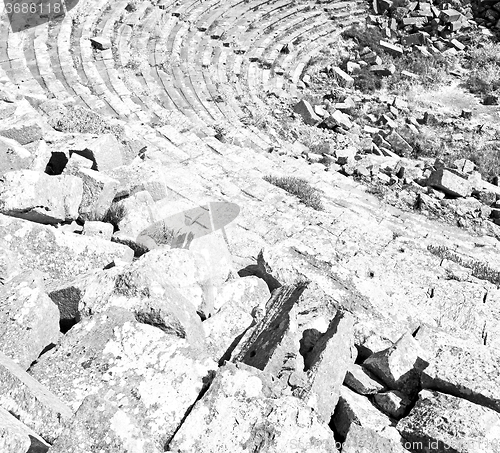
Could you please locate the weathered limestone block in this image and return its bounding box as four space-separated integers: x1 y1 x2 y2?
82 221 113 240
0 351 72 442
416 325 500 412
296 311 356 422
374 390 411 418
231 284 306 385
113 191 157 242
384 131 412 156
427 168 472 198
76 168 119 221
203 276 270 361
0 272 60 369
0 136 32 176
0 407 49 453
363 332 429 397
49 394 160 453
333 386 393 438
70 133 124 172
0 239 20 284
168 362 337 453
397 390 500 452
29 308 217 450
61 153 93 176
49 252 208 349
293 100 321 125
332 67 354 87
0 170 83 223
345 363 386 395
342 424 407 453
0 214 133 290
0 115 43 145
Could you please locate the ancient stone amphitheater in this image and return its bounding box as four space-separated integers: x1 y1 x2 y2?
1 0 500 452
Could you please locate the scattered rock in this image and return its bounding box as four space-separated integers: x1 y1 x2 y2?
293 100 321 125
0 406 49 453
344 364 386 395
374 390 411 418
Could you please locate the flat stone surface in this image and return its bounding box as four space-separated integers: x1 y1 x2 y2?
342 424 407 453
397 390 500 453
0 170 83 224
29 308 217 450
168 362 337 453
0 351 72 442
0 214 133 290
416 325 500 412
70 134 124 173
0 272 60 370
427 168 472 198
345 363 386 395
0 137 32 177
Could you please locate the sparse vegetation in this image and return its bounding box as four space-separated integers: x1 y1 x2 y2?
463 42 500 98
49 105 125 139
263 176 323 211
428 244 500 286
102 203 126 230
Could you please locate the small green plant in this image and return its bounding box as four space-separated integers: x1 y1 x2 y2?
263 175 323 211
428 244 500 286
102 203 126 230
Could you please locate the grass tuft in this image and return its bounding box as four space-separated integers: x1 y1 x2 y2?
263 175 324 211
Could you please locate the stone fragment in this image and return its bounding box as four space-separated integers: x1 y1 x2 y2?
0 137 32 177
397 390 500 452
374 390 411 418
329 110 353 130
29 308 217 450
333 386 393 438
0 272 60 370
82 220 113 240
451 38 466 51
90 36 111 50
345 364 386 395
427 168 472 198
0 407 49 453
332 67 354 87
168 362 337 453
440 8 461 22
0 214 133 290
212 275 270 313
0 170 83 224
70 134 124 172
370 64 396 76
293 100 321 125
415 325 500 412
453 158 475 174
0 351 72 442
342 424 407 453
379 40 404 56
363 332 429 397
384 131 412 156
76 168 119 221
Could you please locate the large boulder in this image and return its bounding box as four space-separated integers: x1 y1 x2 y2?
0 214 133 290
416 325 500 412
0 351 72 442
29 308 217 450
70 133 124 173
168 362 337 452
0 170 83 223
397 390 500 452
427 168 472 198
0 272 60 369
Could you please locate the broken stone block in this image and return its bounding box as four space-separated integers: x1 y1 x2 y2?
82 220 113 240
329 110 353 130
397 390 500 452
369 64 396 76
362 332 429 397
384 131 412 156
440 8 461 22
293 100 321 125
451 38 466 51
342 424 407 453
0 351 72 442
332 67 354 88
76 168 119 221
48 394 159 453
0 407 49 453
0 117 43 145
401 32 425 46
0 272 60 370
379 41 404 56
90 36 111 50
427 168 472 198
61 152 93 176
29 308 217 450
168 362 337 452
335 146 357 165
0 170 83 224
333 386 393 438
296 311 356 422
70 134 124 173
231 284 305 385
415 325 500 412
0 137 32 177
0 214 133 290
374 390 411 418
453 158 475 174
345 364 386 395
